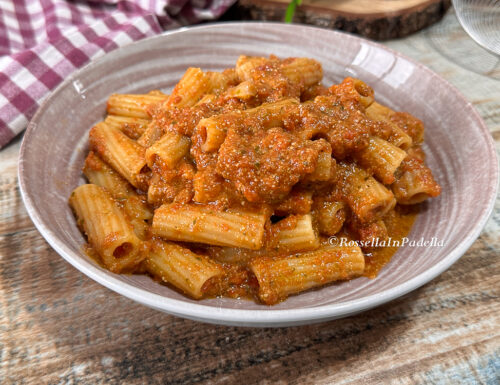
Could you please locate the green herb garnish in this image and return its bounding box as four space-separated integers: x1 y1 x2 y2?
284 0 302 23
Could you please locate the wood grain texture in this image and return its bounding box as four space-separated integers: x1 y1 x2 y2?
237 0 452 40
0 10 499 385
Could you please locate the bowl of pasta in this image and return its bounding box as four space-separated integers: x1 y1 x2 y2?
18 23 498 326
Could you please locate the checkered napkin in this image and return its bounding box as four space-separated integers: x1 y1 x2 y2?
0 0 235 148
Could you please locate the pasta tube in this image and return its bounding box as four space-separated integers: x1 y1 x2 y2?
351 78 374 108
104 115 150 140
337 162 396 223
269 214 319 253
281 57 323 87
89 122 148 190
198 98 299 152
224 81 257 100
145 132 190 169
207 70 238 94
69 184 144 273
355 137 407 185
152 203 267 250
137 120 163 148
145 240 224 299
107 93 167 119
366 102 417 148
250 245 365 305
83 152 152 239
165 68 211 107
236 55 268 82
236 56 323 88
330 77 374 108
83 151 135 199
314 201 347 236
304 150 334 182
392 157 441 204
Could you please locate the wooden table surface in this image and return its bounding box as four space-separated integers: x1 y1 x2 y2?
1 9 499 385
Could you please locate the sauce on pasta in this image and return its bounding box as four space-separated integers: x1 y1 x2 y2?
363 208 418 278
70 55 441 305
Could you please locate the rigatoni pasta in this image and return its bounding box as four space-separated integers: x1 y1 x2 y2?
165 67 211 107
198 98 299 152
268 214 320 253
250 245 365 305
69 184 144 273
107 93 168 119
336 162 397 223
89 122 149 190
82 151 152 240
145 240 224 299
70 55 441 305
152 203 266 250
354 137 408 185
145 132 190 170
104 115 150 140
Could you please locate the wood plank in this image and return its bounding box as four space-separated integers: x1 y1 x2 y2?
0 137 34 234
237 0 452 40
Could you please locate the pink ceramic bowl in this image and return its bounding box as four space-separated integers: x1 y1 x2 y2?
18 23 498 327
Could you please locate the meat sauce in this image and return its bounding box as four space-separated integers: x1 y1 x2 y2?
363 207 418 278
183 208 418 302
143 59 436 302
78 55 441 304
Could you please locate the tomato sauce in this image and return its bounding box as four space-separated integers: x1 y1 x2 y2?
363 207 418 278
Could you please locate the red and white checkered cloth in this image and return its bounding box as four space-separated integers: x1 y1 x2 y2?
0 0 235 148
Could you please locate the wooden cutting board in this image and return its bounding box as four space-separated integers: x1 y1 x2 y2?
237 0 452 40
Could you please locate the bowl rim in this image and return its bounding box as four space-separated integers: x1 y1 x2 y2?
451 0 500 56
18 22 499 326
